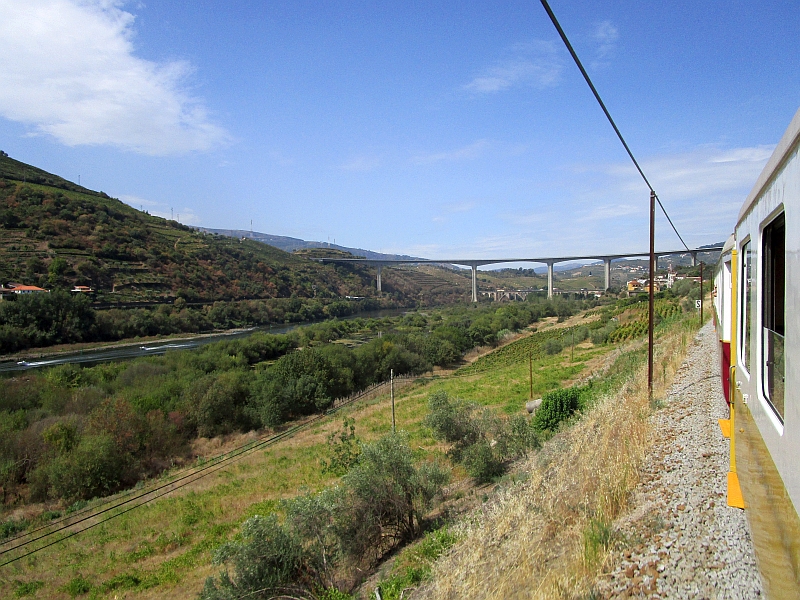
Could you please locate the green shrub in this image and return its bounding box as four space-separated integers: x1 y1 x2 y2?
0 517 29 540
320 418 361 476
336 434 450 562
461 440 504 483
543 338 563 355
32 434 134 501
532 387 582 432
425 392 537 482
498 414 541 459
201 514 308 600
13 580 44 598
590 322 617 345
423 391 483 460
61 576 93 597
203 433 449 599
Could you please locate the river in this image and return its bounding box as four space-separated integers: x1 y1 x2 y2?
0 308 410 373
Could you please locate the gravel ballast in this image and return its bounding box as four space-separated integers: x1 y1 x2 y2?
595 322 763 599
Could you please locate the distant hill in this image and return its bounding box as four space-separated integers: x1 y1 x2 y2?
0 153 469 305
196 227 421 261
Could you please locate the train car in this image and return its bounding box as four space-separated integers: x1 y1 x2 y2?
719 106 800 598
714 234 734 404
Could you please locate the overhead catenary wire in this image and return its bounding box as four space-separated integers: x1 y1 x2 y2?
538 0 690 252
0 378 399 567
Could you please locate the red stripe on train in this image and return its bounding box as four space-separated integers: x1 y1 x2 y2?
720 341 731 404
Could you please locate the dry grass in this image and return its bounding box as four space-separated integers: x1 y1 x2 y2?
413 319 694 600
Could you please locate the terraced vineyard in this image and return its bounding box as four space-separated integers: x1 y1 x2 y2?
459 325 577 375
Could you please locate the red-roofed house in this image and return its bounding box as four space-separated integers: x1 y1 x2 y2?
10 285 48 294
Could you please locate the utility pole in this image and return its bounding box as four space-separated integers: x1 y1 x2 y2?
390 369 396 433
529 352 533 400
648 190 655 401
699 262 704 328
571 328 575 362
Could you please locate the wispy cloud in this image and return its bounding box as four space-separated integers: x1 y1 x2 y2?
412 139 491 165
463 41 562 94
591 20 618 69
0 0 230 155
490 144 772 255
611 144 774 200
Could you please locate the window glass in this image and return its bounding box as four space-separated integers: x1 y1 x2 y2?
762 214 785 421
740 241 752 373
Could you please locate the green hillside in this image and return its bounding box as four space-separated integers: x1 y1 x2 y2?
0 155 394 303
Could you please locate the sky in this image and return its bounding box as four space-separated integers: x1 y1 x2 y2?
1 0 798 263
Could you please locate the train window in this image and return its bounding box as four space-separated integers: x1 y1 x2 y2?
762 213 785 421
740 240 753 373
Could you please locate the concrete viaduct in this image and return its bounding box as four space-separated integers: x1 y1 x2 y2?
317 246 722 302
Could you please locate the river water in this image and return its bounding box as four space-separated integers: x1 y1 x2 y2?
0 308 409 373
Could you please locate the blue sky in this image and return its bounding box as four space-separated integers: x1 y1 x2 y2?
1 1 798 261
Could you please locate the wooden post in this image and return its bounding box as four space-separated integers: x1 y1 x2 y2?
391 369 396 433
699 262 704 327
648 190 655 400
571 328 575 362
529 352 533 400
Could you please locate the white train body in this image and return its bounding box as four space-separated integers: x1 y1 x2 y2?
716 106 800 598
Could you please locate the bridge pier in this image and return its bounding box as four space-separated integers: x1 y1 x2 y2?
604 258 612 291
690 251 698 267
547 261 554 299
471 264 478 302
376 265 382 292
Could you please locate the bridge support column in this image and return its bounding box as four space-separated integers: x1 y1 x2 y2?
547 261 554 299
604 258 612 291
471 264 478 302
690 252 698 267
376 265 382 292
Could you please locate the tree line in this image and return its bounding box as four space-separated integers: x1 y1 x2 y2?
0 297 598 506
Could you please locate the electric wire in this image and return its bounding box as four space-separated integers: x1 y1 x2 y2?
538 0 690 251
0 422 310 567
0 425 287 554
0 380 392 566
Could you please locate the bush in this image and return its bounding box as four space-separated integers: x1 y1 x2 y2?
423 391 483 460
498 414 541 459
336 433 450 561
425 392 538 482
590 322 617 345
461 440 504 483
201 514 309 600
202 433 449 599
320 418 361 476
31 434 134 502
61 576 93 597
532 387 582 432
543 338 563 355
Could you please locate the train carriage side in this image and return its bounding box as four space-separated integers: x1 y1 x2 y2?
715 235 734 403
729 106 800 598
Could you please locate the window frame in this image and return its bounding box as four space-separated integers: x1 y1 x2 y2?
738 237 753 379
759 209 786 427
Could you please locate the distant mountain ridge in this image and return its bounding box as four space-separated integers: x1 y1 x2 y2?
196 227 422 261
